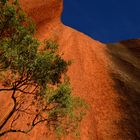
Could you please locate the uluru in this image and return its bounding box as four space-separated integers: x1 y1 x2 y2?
0 0 140 140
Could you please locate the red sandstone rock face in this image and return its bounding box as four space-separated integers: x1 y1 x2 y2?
1 1 140 140
19 0 63 24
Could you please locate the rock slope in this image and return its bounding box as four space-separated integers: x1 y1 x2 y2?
1 0 140 140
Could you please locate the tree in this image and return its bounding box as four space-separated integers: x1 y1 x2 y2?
0 0 87 138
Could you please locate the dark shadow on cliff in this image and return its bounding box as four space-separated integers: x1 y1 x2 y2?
106 39 140 140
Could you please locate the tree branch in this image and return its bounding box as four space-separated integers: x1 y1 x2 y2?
0 116 49 137
0 129 28 137
0 88 13 92
0 88 16 129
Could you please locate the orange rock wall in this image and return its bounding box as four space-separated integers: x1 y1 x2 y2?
1 1 140 140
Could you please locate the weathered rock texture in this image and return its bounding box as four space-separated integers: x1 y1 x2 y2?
1 0 140 140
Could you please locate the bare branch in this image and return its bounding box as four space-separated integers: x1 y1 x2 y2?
0 88 13 92
0 129 29 137
0 89 17 129
0 117 49 137
10 113 20 128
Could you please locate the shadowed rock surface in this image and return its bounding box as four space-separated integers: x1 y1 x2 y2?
107 39 140 140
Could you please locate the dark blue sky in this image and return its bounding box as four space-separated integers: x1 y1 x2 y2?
62 0 140 43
